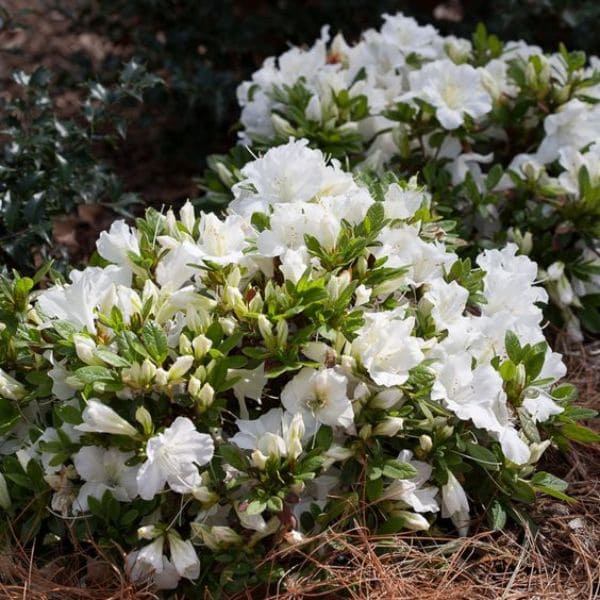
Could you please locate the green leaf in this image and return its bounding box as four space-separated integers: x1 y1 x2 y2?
498 359 517 382
485 164 503 191
530 471 568 492
366 476 383 502
95 347 131 368
314 426 333 451
488 500 507 530
511 479 536 504
245 500 267 515
382 460 417 480
465 443 501 470
55 404 82 425
0 398 19 434
505 331 522 363
219 444 248 471
377 516 408 535
560 423 600 443
73 366 115 384
140 321 168 365
551 384 577 401
267 496 283 513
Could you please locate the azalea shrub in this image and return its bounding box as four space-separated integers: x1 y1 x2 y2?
0 141 596 595
205 12 600 339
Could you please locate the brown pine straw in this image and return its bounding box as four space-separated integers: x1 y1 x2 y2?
1 340 598 599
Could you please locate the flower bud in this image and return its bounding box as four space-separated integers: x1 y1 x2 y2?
528 439 551 464
373 416 404 437
0 368 26 401
286 413 305 460
75 399 138 437
188 376 202 398
359 424 372 440
219 317 236 336
354 284 371 306
419 434 433 453
122 359 156 387
325 445 354 462
276 320 288 348
196 383 215 412
155 368 168 386
356 256 368 278
135 406 153 434
391 510 430 531
192 486 219 504
191 334 212 360
187 307 212 334
179 333 193 355
438 425 454 440
271 113 296 137
515 363 527 389
137 525 160 540
223 286 246 315
248 291 264 313
180 201 196 234
251 449 268 470
74 335 103 366
257 315 274 347
371 389 403 410
215 162 235 188
165 208 178 236
168 356 194 382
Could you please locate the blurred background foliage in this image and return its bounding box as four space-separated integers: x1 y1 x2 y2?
2 0 600 271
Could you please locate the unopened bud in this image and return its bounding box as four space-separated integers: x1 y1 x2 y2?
74 335 103 366
192 334 212 360
219 317 236 336
251 449 268 470
271 113 296 137
179 333 192 355
373 417 404 437
390 509 430 531
276 320 288 348
168 356 194 381
196 382 215 412
135 406 153 434
419 434 433 453
257 314 274 346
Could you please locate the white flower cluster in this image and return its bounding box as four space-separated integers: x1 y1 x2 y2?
234 12 600 338
0 142 573 591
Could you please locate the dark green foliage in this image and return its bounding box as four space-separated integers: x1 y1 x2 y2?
0 62 161 272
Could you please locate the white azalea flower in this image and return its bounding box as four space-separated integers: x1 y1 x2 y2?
381 450 439 514
72 447 139 513
401 60 492 130
230 408 312 460
431 354 530 464
127 539 181 590
281 367 353 428
382 181 428 220
137 417 214 499
96 220 140 273
36 265 130 333
441 471 470 536
522 388 564 423
167 531 201 580
352 309 425 386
